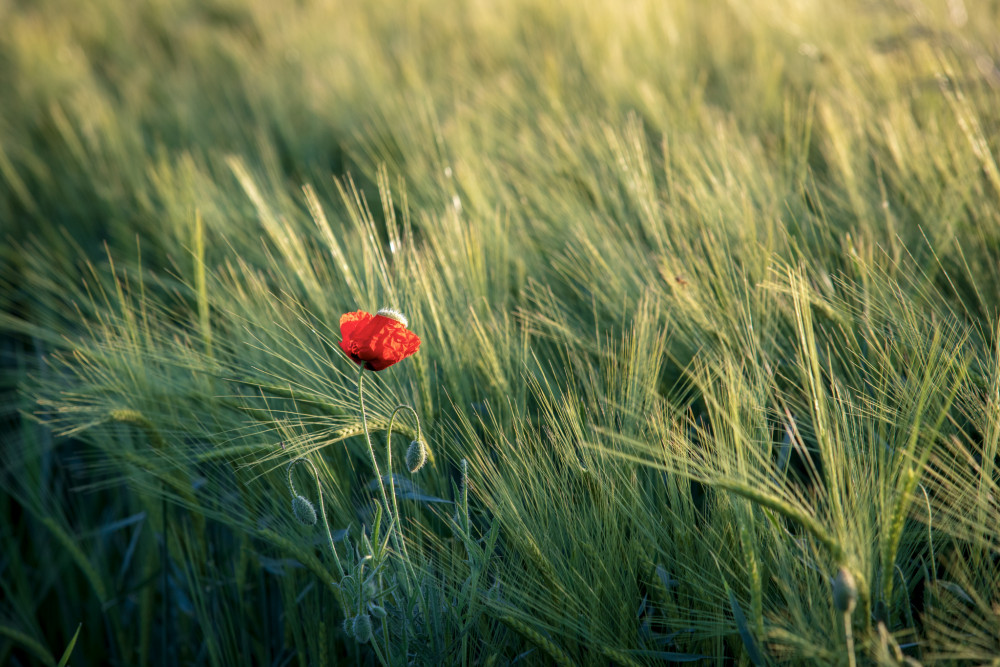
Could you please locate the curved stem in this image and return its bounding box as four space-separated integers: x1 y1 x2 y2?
711 477 845 563
386 404 422 446
388 402 432 459
287 457 345 579
385 404 423 565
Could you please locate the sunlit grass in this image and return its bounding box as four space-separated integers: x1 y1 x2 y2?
3 0 1000 663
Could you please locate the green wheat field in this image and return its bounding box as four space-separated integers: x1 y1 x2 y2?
3 0 1000 664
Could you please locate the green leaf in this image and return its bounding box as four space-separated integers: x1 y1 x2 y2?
727 586 764 666
623 649 710 662
0 625 56 667
56 623 82 667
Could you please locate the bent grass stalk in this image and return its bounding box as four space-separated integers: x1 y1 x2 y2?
497 615 575 667
106 408 207 542
710 478 872 622
707 478 844 562
256 527 342 600
0 625 56 667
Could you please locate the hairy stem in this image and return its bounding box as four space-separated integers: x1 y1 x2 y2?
287 457 345 579
358 366 416 593
358 366 393 527
357 366 426 609
844 611 856 667
385 403 423 564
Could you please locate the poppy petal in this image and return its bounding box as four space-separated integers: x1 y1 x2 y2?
365 326 420 370
350 315 404 361
339 310 420 371
340 311 374 340
340 311 374 362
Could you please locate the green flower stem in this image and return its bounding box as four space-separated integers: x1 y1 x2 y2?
357 366 413 593
357 366 425 604
385 403 423 564
358 365 393 528
459 458 469 532
287 457 345 579
368 633 390 667
843 611 856 667
387 404 424 454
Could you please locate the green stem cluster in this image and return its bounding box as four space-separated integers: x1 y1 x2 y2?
284 364 429 665
357 366 427 596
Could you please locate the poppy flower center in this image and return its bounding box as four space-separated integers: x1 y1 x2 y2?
376 307 408 327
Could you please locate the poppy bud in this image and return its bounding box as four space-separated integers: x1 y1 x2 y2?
406 439 427 473
833 567 858 614
342 617 355 639
368 602 387 618
291 495 317 526
353 613 373 643
340 574 358 610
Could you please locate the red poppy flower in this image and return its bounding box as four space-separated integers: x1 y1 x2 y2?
339 308 421 371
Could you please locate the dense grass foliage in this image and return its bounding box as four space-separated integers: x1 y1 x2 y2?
3 0 1000 664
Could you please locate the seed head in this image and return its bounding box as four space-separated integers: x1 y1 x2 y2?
406 439 427 473
352 613 373 643
376 307 408 327
291 495 317 526
833 567 858 614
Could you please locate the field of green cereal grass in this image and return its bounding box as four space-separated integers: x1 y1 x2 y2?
3 0 1000 664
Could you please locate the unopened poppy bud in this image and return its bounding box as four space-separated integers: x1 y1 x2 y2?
352 613 373 643
833 567 858 614
368 601 387 618
406 439 427 473
342 617 354 638
291 495 317 526
340 574 358 608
